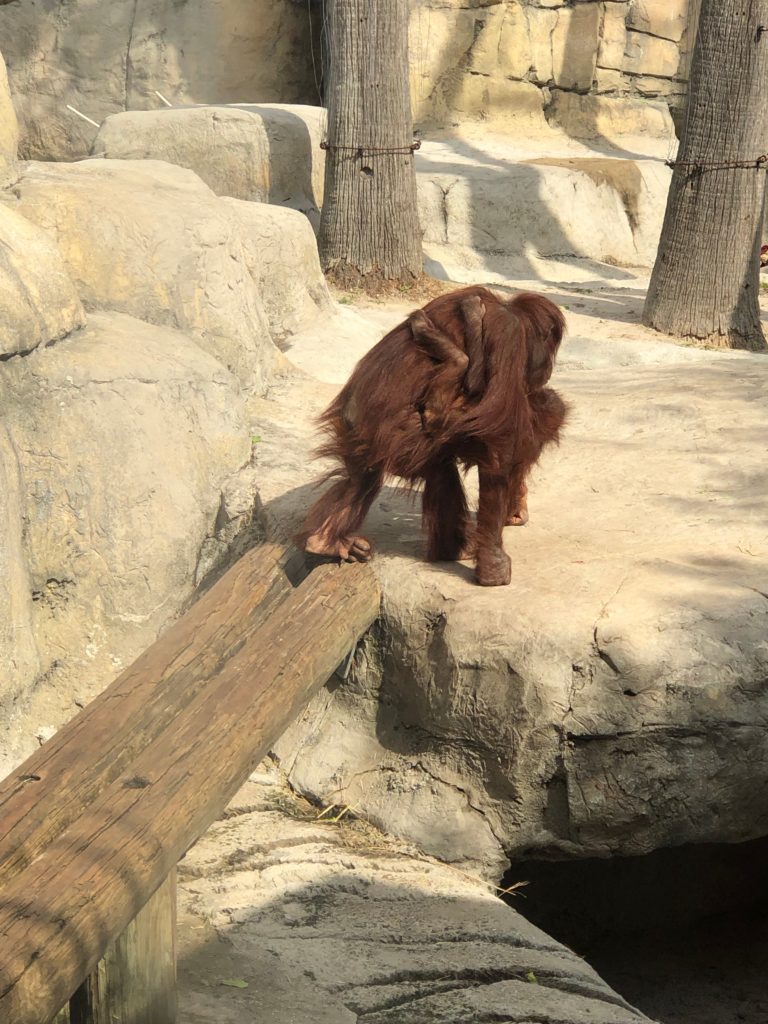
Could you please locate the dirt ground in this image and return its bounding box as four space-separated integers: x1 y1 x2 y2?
591 907 768 1024
507 835 768 1024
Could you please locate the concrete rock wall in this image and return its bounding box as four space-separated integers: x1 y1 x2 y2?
409 0 695 137
0 58 338 773
0 0 319 160
1 0 695 159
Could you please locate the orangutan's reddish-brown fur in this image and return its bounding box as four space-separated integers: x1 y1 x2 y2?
296 286 567 586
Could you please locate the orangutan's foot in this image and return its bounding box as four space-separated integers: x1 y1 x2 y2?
506 485 528 526
505 507 529 526
304 531 373 562
475 547 512 587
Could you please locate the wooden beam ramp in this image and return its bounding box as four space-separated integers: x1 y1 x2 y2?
0 543 380 1024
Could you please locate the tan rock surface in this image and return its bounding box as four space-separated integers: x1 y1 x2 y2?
243 283 768 874
627 0 689 43
0 51 18 187
218 198 333 347
4 159 279 392
93 104 326 228
546 91 676 143
0 0 316 160
0 205 86 358
87 108 677 278
0 311 254 775
178 769 653 1024
598 1 630 71
623 30 681 80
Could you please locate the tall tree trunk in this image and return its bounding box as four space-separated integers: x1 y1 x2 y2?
318 0 422 287
643 0 768 351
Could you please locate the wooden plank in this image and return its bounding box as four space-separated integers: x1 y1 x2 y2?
0 559 379 1024
0 542 304 887
69 870 176 1024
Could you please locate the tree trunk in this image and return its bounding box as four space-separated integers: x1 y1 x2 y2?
643 0 768 351
318 0 422 287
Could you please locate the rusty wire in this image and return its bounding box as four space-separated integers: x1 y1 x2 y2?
666 154 768 172
320 140 422 156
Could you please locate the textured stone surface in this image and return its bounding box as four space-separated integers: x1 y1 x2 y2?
451 76 548 128
92 104 326 228
546 91 676 142
598 1 630 71
0 0 317 160
0 204 86 357
627 0 689 43
409 0 694 128
0 50 18 187
243 290 768 876
552 2 601 91
2 2 697 154
525 5 559 84
0 311 254 775
178 770 653 1024
0 422 40 718
468 2 531 81
3 159 279 392
623 30 681 80
410 5 478 125
218 198 333 347
91 112 673 279
417 134 672 273
594 67 625 94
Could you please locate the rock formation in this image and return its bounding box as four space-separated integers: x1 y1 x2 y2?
90 102 674 273
254 308 768 879
178 768 654 1024
1 1 696 159
0 62 337 773
0 52 18 186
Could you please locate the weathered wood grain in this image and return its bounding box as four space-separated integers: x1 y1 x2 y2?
0 554 379 1024
69 871 176 1024
0 543 303 886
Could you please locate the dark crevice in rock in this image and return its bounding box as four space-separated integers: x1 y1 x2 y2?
0 320 86 363
124 0 140 112
502 836 768 1023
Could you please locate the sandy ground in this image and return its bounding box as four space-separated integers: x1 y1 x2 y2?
592 909 768 1024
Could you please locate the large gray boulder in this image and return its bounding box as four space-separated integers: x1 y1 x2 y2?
178 769 653 1024
0 311 254 775
246 303 768 877
0 204 86 357
2 159 280 392
93 104 326 229
0 51 18 187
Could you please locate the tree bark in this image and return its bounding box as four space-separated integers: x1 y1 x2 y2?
318 0 422 286
643 0 768 350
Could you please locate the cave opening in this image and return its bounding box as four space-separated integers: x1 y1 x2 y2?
503 835 768 1024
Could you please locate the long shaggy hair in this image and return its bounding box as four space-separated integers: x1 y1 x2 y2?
296 286 567 586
